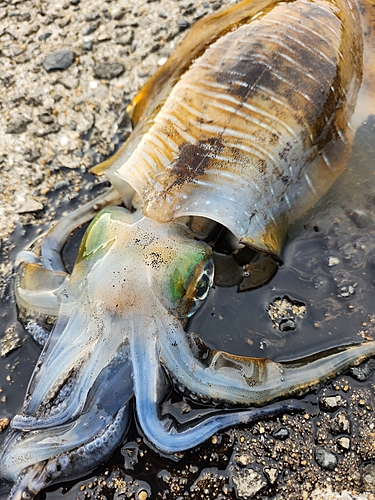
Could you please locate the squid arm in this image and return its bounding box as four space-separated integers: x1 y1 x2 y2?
161 320 375 407
1 346 134 497
131 319 300 455
14 188 123 316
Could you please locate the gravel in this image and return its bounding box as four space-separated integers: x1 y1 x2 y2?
42 49 75 71
93 62 125 79
320 394 348 412
315 446 338 471
0 0 233 242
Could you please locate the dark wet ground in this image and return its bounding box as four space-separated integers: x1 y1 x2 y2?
0 117 375 499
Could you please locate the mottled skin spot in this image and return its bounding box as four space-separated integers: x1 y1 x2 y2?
169 137 225 187
278 143 292 162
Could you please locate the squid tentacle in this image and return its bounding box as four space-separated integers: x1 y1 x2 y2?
5 404 130 500
41 187 123 272
160 316 375 406
14 188 123 317
12 313 131 431
1 347 134 487
131 326 300 454
15 263 68 317
14 188 122 276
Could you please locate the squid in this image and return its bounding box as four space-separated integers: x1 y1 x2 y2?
1 0 375 497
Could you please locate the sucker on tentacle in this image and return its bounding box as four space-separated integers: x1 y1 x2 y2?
1 0 375 497
7 405 129 500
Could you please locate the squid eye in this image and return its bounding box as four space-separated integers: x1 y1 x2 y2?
195 260 214 300
195 273 211 300
188 259 214 317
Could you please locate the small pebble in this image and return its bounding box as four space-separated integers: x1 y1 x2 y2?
350 360 374 381
177 19 189 30
6 115 32 134
264 467 278 485
235 454 252 466
315 446 337 471
272 427 289 440
362 462 375 492
34 124 61 137
93 62 125 79
57 77 79 89
24 148 41 162
97 32 112 42
17 199 44 213
38 113 54 124
336 436 350 450
38 32 52 41
319 394 347 412
54 180 70 191
279 318 295 332
85 13 100 21
42 49 75 71
83 21 100 36
1 326 21 356
113 10 126 21
0 418 10 432
328 256 340 267
230 468 266 498
82 40 93 51
58 18 71 28
330 411 351 435
117 27 134 46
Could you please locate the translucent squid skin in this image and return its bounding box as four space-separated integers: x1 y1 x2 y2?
1 0 375 497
